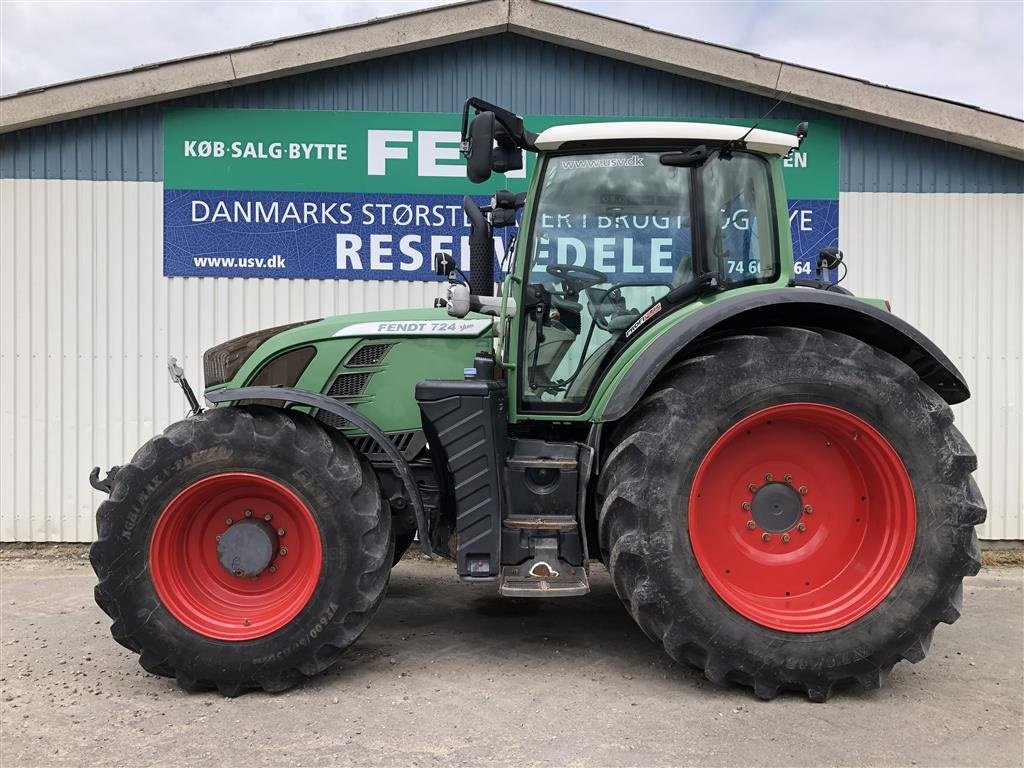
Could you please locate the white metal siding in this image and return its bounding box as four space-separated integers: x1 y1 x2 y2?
1 180 1021 540
0 179 440 541
841 192 1024 540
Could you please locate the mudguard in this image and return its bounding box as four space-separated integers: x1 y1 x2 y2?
599 288 970 422
205 386 431 554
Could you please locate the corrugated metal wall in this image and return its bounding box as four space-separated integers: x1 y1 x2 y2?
841 192 1024 539
0 179 441 540
2 31 1022 540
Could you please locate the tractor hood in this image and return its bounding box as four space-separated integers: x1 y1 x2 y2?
202 308 496 436
204 308 494 392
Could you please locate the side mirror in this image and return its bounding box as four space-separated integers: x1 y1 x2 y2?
491 133 523 176
466 111 496 184
795 122 809 147
465 110 525 184
818 247 843 270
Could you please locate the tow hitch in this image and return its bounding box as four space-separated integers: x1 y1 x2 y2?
89 466 120 494
89 357 201 495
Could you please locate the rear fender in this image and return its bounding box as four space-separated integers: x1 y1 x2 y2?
598 289 970 422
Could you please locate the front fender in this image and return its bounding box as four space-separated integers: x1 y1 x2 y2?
205 386 431 555
597 289 970 422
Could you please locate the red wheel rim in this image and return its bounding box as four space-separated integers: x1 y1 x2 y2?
688 403 916 633
150 472 322 641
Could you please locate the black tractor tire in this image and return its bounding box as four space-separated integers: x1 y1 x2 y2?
597 326 985 702
90 406 392 697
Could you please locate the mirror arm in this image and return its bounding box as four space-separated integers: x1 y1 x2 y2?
460 97 537 153
438 282 516 319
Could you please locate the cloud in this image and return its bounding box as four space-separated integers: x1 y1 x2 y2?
1 0 1020 119
0 1 460 95
558 0 1024 118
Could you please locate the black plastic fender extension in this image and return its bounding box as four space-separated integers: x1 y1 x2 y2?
205 386 431 555
600 288 971 423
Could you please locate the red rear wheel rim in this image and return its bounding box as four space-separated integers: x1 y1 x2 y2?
688 403 916 633
150 472 322 641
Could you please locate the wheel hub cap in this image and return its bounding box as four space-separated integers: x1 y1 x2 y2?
217 518 277 578
750 482 803 533
688 403 916 633
149 472 322 641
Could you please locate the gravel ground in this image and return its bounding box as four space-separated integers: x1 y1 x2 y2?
0 547 1021 768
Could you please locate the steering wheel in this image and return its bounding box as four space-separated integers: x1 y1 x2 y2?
546 263 608 296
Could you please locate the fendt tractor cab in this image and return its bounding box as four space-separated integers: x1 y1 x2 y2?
90 98 984 701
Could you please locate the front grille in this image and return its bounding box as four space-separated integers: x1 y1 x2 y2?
346 343 393 367
311 421 425 462
316 410 349 430
326 372 373 398
350 431 426 461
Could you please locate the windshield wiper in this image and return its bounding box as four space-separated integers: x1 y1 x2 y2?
660 145 712 167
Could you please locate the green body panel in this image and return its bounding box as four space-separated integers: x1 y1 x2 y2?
207 307 493 434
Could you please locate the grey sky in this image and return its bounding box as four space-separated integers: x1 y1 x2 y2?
1 0 1021 118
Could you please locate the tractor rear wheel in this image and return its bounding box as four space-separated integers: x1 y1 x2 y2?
597 327 985 701
90 406 391 696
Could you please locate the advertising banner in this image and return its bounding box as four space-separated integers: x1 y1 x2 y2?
163 109 839 280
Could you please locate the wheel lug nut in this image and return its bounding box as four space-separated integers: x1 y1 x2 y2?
216 535 222 542
225 517 233 526
244 509 252 518
781 533 791 543
264 514 272 522
243 618 251 627
764 473 773 482
797 523 807 532
784 474 792 483
277 528 286 537
761 533 771 542
741 501 751 511
748 483 758 492
798 486 808 495
746 520 756 530
233 569 244 577
803 505 813 515
279 547 288 556
269 565 278 573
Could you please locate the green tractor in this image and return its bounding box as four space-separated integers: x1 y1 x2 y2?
90 99 985 701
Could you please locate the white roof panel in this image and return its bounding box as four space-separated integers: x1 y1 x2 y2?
534 121 800 155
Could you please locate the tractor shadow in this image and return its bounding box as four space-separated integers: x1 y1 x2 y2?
309 559 681 680
321 559 885 704
305 559 711 694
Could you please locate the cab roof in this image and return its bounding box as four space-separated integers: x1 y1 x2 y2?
534 121 801 156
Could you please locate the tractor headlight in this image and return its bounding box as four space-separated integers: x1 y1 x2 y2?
203 320 317 388
248 346 318 388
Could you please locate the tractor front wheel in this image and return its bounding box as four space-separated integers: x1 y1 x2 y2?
597 327 985 701
90 406 392 696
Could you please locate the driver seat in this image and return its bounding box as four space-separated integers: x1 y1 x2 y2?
585 288 639 332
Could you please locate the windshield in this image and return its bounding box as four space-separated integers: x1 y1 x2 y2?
521 149 776 407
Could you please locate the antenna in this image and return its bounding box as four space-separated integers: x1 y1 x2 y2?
720 91 791 158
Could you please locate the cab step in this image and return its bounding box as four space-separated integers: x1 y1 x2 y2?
503 515 577 532
498 538 590 597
